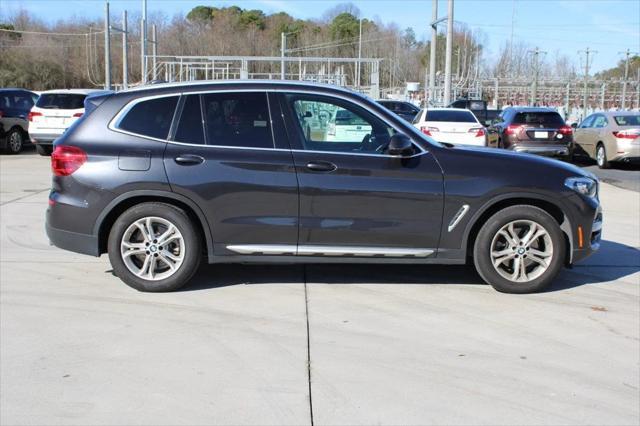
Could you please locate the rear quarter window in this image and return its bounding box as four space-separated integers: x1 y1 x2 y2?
37 93 87 110
117 96 179 140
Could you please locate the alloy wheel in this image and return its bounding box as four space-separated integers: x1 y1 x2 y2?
490 220 553 283
8 131 23 153
120 216 185 281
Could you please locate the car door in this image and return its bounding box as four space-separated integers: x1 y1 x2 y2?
276 92 444 256
163 91 299 257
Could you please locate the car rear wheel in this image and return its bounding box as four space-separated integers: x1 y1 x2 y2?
473 205 565 293
36 145 53 156
596 143 610 169
4 128 24 154
108 202 201 292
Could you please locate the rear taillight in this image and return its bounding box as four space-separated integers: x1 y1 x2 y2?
28 111 42 121
0 110 4 118
613 130 640 139
420 126 439 136
51 145 87 176
72 112 83 118
559 125 573 135
504 124 521 135
469 127 485 137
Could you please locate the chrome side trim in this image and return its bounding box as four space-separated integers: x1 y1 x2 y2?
226 244 297 255
447 204 470 232
225 244 434 258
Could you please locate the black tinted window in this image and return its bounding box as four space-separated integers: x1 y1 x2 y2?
118 96 179 140
426 110 477 123
1 92 34 111
36 93 86 109
174 95 205 145
202 92 273 149
513 112 564 127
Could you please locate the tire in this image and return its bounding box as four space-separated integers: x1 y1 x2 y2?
36 145 53 156
4 128 24 154
596 143 610 169
108 202 202 292
473 205 566 294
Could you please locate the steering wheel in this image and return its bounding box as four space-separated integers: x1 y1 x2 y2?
375 142 388 154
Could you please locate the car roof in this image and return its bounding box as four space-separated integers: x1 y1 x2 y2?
39 89 104 95
426 107 473 112
506 107 558 113
599 110 640 117
0 88 37 95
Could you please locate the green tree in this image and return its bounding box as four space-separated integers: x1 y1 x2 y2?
329 12 359 41
186 6 215 22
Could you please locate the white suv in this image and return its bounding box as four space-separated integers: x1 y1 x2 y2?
28 89 103 155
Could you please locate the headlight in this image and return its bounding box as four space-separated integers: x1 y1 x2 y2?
565 177 597 198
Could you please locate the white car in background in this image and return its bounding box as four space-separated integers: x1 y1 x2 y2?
413 108 487 146
28 89 103 155
325 108 372 142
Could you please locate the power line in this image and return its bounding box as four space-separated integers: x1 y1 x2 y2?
0 27 103 36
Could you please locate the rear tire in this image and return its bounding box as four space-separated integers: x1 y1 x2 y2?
4 128 24 154
473 205 565 294
108 202 202 292
36 145 53 156
596 143 610 169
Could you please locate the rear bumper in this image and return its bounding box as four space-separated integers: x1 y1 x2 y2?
30 131 63 145
610 144 640 162
45 221 100 257
512 144 571 157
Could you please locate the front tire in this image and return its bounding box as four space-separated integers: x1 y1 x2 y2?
108 202 202 292
596 143 610 169
473 205 566 294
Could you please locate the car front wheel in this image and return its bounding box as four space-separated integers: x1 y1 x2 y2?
108 202 202 292
473 205 565 293
4 128 24 154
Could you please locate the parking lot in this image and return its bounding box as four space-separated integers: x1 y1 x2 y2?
1 150 638 425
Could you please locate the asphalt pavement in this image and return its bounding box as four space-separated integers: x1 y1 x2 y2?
1 149 638 425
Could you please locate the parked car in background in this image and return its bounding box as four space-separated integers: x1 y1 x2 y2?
0 88 38 154
573 111 640 169
488 107 574 161
29 89 104 156
325 107 372 142
449 98 501 127
377 100 421 122
413 108 487 146
46 81 601 294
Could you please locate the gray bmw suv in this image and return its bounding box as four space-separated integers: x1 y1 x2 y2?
46 81 602 293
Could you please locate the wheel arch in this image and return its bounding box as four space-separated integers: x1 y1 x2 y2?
462 194 572 265
94 190 214 262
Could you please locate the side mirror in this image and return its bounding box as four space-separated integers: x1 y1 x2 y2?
571 122 578 129
387 133 414 157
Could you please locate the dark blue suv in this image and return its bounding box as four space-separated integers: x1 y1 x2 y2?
46 81 602 293
0 88 38 154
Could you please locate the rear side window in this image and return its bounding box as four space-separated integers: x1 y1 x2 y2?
0 93 34 111
513 112 564 127
174 95 205 145
117 96 179 140
614 115 640 126
426 110 477 123
202 92 273 149
36 93 86 110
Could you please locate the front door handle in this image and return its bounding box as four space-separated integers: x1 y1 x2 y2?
306 161 337 173
174 154 205 166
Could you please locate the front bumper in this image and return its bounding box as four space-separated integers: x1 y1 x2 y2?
566 194 602 264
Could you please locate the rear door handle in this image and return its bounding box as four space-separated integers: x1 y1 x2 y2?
306 161 337 172
174 155 205 166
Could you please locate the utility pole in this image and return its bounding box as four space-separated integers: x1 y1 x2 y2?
356 18 362 88
427 0 438 103
151 24 158 80
618 49 638 109
600 82 606 109
141 0 147 84
280 32 286 80
443 0 454 104
104 1 111 90
109 10 129 90
578 47 596 112
528 46 546 105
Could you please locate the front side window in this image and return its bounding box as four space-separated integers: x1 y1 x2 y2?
289 95 395 154
118 96 179 140
579 115 595 128
201 92 273 149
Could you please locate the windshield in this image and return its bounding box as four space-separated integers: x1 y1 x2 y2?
614 115 640 126
426 110 477 123
513 112 564 127
36 93 87 110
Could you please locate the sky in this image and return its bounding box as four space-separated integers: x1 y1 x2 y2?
1 0 639 73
